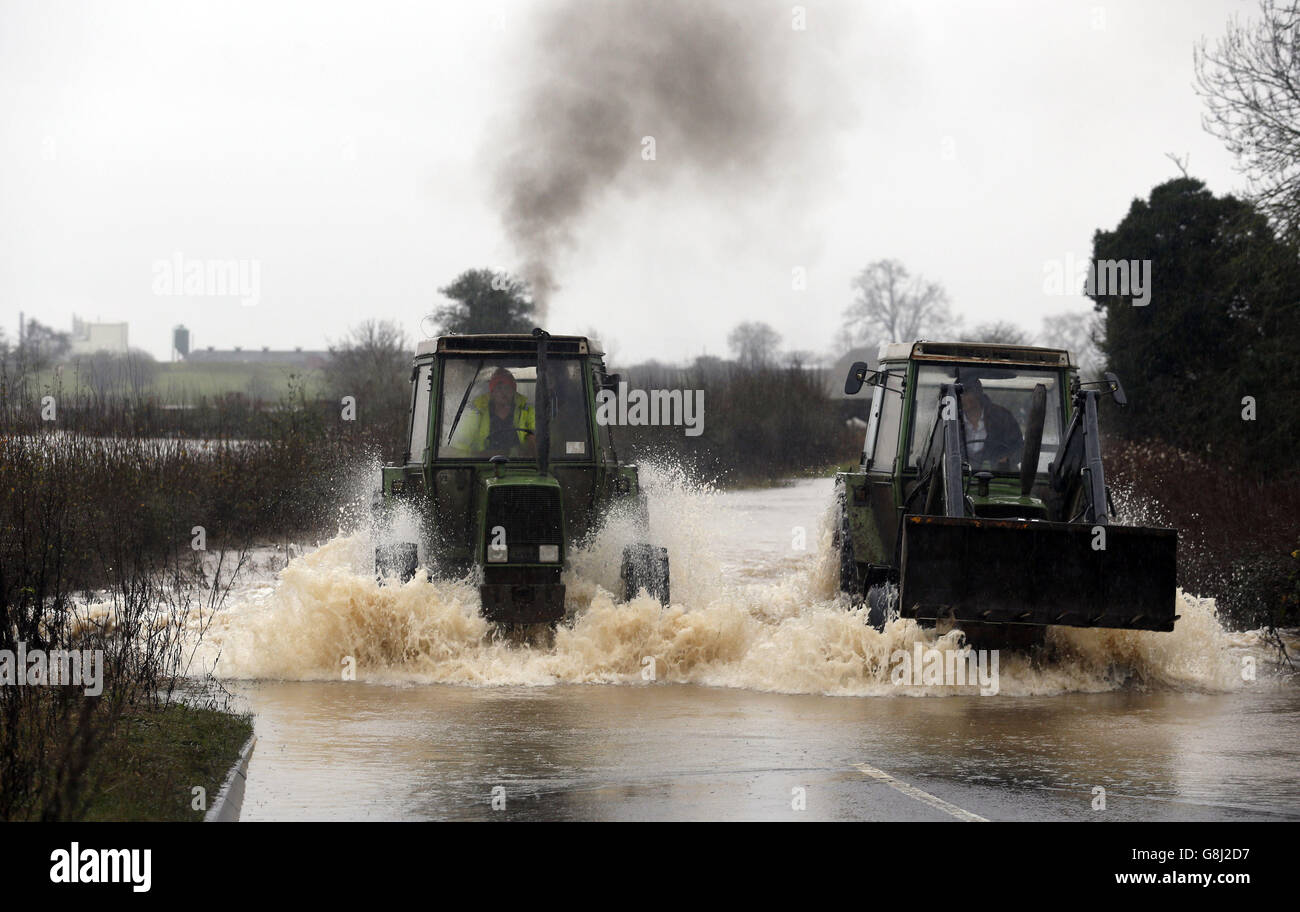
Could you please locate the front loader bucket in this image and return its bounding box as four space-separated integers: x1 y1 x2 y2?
899 515 1178 632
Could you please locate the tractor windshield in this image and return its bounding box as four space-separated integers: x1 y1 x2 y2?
907 363 1064 474
437 355 591 461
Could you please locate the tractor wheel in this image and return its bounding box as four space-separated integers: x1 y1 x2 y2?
836 497 864 601
622 543 670 605
866 583 898 632
376 542 418 584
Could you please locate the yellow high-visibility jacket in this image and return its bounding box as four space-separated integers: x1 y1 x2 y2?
465 392 535 453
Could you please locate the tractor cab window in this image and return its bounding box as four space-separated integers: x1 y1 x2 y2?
407 363 433 464
437 356 591 461
863 368 904 472
907 364 1063 474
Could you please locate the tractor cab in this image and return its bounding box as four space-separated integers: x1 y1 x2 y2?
855 343 1072 521
907 363 1064 476
377 331 667 627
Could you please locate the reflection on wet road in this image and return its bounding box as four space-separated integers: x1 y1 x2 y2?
232 682 1299 821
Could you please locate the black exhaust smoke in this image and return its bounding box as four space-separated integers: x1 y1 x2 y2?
490 0 856 319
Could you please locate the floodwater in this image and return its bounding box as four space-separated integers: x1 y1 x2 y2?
200 473 1300 821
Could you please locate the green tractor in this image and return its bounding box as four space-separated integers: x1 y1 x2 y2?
835 341 1177 643
375 329 669 627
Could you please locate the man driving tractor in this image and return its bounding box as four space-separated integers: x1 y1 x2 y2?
958 375 1023 470
468 367 536 457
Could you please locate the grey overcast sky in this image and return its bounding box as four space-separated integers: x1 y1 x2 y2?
0 0 1250 366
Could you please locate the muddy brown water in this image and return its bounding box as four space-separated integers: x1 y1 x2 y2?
198 475 1298 820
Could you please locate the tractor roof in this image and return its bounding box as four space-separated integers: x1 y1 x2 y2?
416 334 597 357
878 340 1073 368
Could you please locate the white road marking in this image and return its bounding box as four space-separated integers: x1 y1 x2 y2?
855 763 988 822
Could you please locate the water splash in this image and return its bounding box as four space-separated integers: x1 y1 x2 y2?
195 467 1288 697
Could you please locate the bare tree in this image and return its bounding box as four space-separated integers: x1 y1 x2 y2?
326 320 412 430
1195 1 1300 237
969 321 1031 345
842 259 955 346
781 349 819 369
1040 310 1104 379
17 319 70 372
727 321 782 368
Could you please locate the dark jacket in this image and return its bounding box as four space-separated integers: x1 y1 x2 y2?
964 399 1023 468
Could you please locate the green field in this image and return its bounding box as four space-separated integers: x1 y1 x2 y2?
35 361 328 402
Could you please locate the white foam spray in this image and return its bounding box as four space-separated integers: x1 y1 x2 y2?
193 466 1289 697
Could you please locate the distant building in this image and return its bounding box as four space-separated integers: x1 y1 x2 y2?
183 346 330 368
69 316 129 355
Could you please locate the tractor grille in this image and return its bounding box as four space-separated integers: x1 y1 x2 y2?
485 486 563 563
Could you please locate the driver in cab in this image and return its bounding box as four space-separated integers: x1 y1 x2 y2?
469 368 536 458
958 376 1022 470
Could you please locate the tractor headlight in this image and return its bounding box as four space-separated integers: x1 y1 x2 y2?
538 544 560 563
487 543 508 563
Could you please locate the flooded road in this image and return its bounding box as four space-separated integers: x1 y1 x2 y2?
234 683 1299 821
208 476 1300 821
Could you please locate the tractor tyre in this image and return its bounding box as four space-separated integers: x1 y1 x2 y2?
622 543 670 605
376 542 418 584
866 583 898 632
836 494 864 602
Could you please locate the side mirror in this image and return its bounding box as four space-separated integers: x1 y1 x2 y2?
1104 371 1127 406
844 361 880 396
601 372 622 392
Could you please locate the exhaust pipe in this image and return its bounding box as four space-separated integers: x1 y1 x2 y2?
533 328 551 476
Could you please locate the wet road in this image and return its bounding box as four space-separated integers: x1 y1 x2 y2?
218 478 1300 821
231 681 1300 821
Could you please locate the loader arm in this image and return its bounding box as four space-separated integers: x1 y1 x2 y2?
913 382 969 523
1050 387 1110 524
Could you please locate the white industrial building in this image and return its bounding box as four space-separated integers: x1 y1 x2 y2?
69 315 129 355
